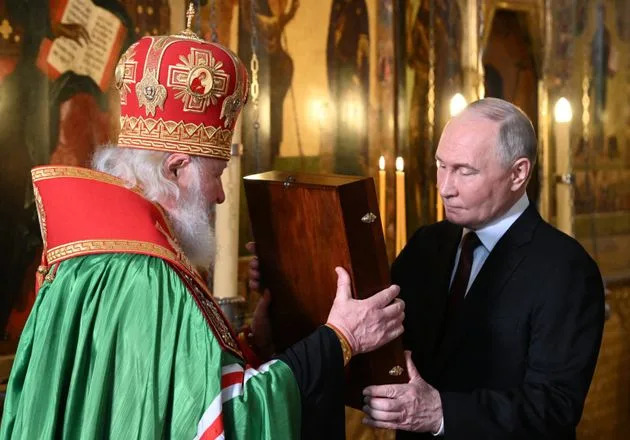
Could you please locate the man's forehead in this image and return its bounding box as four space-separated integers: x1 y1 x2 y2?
453 111 499 131
437 117 499 163
441 116 498 147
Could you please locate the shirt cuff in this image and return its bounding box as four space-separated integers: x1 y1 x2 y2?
432 417 444 436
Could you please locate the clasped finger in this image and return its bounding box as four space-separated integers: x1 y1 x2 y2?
364 396 402 412
362 406 402 423
368 285 400 308
382 298 405 319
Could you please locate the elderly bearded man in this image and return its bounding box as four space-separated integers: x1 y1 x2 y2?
0 22 405 440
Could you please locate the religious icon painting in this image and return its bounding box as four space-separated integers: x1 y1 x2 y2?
188 66 213 96
167 47 229 114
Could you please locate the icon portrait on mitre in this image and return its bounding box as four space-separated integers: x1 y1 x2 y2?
188 67 214 96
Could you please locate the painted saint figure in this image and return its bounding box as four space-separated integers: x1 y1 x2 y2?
326 0 369 176
190 69 212 95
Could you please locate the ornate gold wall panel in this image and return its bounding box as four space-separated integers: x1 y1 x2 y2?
578 284 630 439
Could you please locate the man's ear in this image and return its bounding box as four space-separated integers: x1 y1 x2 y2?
163 153 192 181
510 157 531 192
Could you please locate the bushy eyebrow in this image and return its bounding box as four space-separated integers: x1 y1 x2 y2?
435 155 478 171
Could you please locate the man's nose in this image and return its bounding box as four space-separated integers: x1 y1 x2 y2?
438 172 457 198
216 183 226 204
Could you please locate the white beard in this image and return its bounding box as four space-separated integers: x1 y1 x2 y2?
167 168 216 271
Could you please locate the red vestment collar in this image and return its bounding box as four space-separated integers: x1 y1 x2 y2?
31 165 244 359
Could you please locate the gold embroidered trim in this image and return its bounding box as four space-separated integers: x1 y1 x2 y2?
116 43 138 105
179 270 243 358
46 239 177 265
31 166 145 196
220 45 246 127
43 237 242 357
33 185 48 248
118 115 232 159
136 68 167 116
220 80 244 128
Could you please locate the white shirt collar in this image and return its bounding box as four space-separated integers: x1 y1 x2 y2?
463 193 530 252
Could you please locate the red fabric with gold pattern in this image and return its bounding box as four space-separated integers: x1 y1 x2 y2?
115 34 248 160
31 165 245 360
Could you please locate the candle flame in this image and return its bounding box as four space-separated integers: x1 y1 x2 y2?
395 157 404 172
554 97 572 123
379 155 385 171
449 93 467 117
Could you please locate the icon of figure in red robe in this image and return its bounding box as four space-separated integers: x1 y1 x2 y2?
189 69 212 95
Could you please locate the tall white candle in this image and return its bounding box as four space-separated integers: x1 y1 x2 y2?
379 155 386 234
395 157 406 255
213 115 242 297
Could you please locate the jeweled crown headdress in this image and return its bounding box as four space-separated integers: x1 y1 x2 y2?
115 3 248 160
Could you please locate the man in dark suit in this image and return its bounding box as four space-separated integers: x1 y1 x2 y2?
362 98 605 439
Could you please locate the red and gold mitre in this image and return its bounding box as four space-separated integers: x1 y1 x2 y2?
114 5 248 160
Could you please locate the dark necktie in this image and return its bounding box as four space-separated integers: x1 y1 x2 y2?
446 231 481 322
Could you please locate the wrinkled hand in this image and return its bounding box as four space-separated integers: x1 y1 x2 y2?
251 289 275 359
326 267 404 354
245 241 262 291
52 22 91 46
362 351 442 433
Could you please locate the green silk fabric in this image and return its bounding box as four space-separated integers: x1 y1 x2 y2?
0 253 300 439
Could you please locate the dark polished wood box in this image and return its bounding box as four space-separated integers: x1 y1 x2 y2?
244 171 408 408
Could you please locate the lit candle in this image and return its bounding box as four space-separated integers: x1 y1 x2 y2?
553 97 573 236
449 92 468 117
395 157 406 255
378 155 386 233
213 115 242 297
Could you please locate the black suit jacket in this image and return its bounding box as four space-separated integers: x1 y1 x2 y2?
392 205 605 440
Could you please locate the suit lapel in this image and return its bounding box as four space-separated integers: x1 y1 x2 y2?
432 205 542 374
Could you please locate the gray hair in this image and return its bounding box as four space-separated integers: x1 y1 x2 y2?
92 145 192 204
92 145 216 269
466 97 537 167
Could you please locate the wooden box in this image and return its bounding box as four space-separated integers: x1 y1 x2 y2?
244 171 408 408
